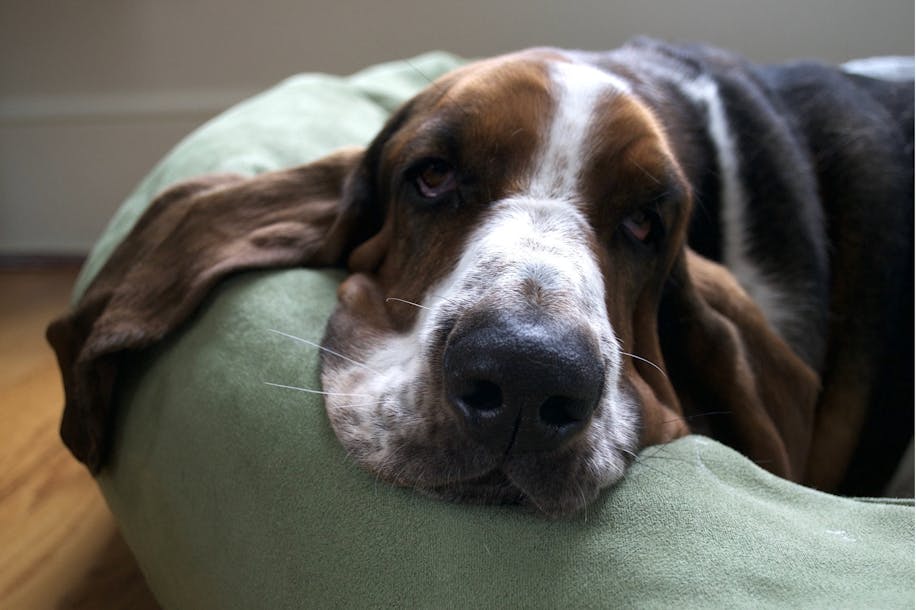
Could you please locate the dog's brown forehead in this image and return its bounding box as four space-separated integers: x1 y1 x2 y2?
429 52 560 120
583 94 687 214
384 53 561 179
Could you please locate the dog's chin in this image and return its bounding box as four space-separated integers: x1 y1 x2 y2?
424 470 529 507
417 464 614 518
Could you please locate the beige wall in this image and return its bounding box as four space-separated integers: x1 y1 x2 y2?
1 0 913 254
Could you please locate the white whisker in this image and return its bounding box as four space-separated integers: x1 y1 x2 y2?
385 297 431 311
263 382 372 398
267 328 381 376
621 351 667 378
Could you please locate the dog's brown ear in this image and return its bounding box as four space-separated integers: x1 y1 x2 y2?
655 249 820 481
47 147 371 472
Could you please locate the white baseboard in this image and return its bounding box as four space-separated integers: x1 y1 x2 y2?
0 88 256 125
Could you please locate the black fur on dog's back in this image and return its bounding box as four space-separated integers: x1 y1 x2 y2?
763 63 913 494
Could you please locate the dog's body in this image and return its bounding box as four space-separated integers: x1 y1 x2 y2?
49 40 913 516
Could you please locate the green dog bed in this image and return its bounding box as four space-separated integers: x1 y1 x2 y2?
80 53 914 608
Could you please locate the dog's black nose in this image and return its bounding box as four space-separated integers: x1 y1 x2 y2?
443 311 604 454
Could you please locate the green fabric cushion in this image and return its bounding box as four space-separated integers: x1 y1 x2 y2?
90 53 914 609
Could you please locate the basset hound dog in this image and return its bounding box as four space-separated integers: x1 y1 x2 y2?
48 39 913 516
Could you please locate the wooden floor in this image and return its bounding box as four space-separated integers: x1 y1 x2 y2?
0 268 160 610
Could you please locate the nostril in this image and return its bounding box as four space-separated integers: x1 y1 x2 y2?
539 396 591 429
458 379 503 413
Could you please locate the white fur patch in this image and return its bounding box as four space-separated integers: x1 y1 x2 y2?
676 75 793 340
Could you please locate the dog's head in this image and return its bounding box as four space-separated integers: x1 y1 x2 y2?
298 51 819 515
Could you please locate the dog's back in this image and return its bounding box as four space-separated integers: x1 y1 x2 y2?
770 60 914 494
646 41 914 494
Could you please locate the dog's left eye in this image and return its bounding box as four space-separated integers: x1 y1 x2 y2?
622 208 656 243
413 158 457 198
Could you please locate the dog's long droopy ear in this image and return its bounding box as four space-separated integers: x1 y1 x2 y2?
47 147 370 472
657 249 820 481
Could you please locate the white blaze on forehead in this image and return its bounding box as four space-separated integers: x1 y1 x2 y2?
528 59 632 200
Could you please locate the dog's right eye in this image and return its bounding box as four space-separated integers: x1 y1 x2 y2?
412 158 457 199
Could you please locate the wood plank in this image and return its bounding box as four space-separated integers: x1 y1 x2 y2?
0 269 160 610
